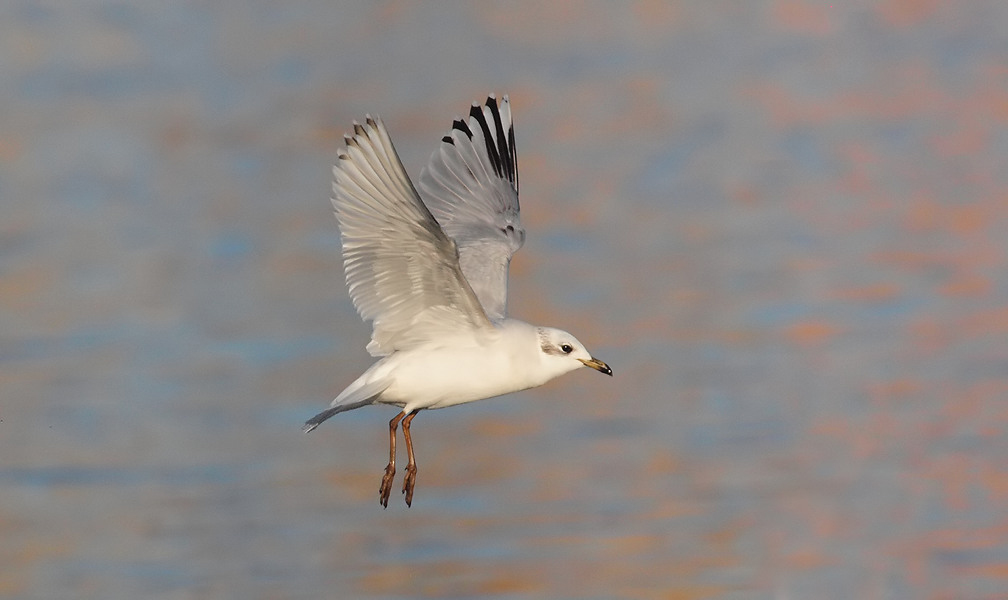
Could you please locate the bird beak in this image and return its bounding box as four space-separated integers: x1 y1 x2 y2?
579 357 613 376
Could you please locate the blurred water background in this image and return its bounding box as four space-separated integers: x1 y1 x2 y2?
2 2 1008 598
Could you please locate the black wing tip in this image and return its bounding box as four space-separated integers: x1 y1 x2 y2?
439 95 517 188
468 98 504 179
468 101 485 122
484 96 514 183
482 94 511 115
449 118 473 141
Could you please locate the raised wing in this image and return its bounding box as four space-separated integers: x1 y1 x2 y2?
333 116 492 356
418 95 525 321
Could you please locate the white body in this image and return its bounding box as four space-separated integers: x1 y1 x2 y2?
303 95 610 434
343 320 583 413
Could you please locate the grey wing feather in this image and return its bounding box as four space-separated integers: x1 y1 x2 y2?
333 116 491 356
418 94 525 321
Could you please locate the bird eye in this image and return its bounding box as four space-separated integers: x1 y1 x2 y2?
560 344 573 354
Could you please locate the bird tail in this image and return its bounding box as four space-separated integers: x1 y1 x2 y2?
302 378 390 433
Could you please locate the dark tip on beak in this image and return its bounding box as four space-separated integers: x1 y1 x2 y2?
579 357 613 376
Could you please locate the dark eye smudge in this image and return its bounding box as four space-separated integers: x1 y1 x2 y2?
537 328 566 356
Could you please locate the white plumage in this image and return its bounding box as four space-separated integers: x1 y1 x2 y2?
419 95 524 320
304 95 611 507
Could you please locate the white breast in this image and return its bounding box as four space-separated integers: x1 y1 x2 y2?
376 320 543 411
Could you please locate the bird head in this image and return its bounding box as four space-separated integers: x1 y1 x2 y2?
536 327 612 379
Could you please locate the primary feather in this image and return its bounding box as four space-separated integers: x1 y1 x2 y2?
332 117 492 357
419 95 525 320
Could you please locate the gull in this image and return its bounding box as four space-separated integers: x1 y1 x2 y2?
304 94 612 507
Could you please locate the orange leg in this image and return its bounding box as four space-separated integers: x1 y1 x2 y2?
401 410 419 507
379 411 405 508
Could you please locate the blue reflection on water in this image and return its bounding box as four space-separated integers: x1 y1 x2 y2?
0 464 246 487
